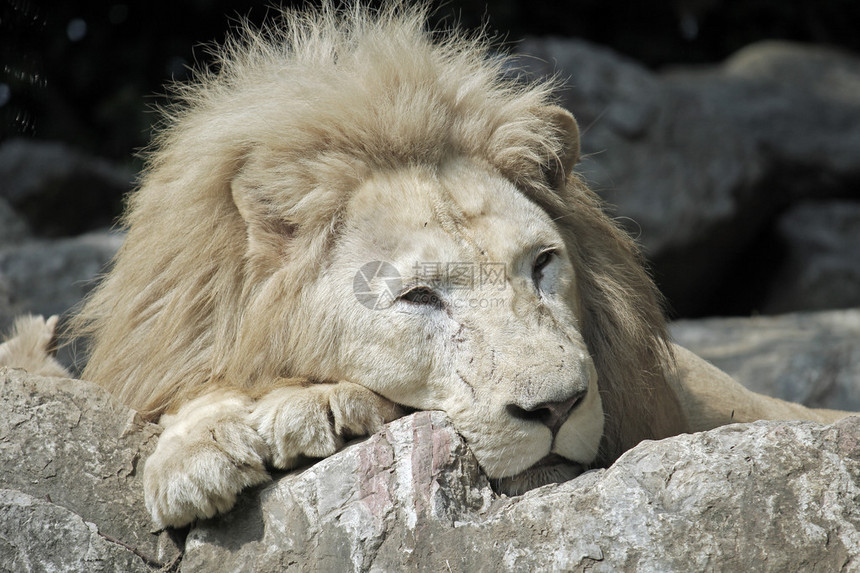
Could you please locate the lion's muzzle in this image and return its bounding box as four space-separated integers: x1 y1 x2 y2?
505 387 586 436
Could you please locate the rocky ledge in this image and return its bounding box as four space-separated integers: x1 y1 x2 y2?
1 366 858 572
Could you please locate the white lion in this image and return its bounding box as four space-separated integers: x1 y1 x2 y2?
1 3 851 529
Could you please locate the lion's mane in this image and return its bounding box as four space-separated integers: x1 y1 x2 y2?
72 3 686 467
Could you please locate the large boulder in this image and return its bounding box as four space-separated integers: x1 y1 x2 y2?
0 230 123 351
671 308 860 411
0 197 30 248
761 201 860 314
0 367 181 571
0 139 131 237
517 39 860 315
0 141 126 341
183 411 860 572
1 361 858 572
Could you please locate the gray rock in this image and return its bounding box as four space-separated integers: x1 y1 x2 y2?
0 367 179 569
0 197 30 247
763 201 860 313
671 309 860 411
0 490 151 573
0 138 131 237
718 41 860 177
0 230 123 339
517 38 762 273
516 38 860 315
182 411 492 572
185 411 860 572
1 365 858 572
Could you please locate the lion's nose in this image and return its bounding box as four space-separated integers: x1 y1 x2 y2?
506 388 587 435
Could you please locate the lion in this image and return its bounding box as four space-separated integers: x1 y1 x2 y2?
2 3 852 529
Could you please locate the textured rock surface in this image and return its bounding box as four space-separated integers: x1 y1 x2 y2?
0 198 30 247
0 490 152 573
186 412 860 572
671 309 860 411
1 366 858 572
0 230 123 349
0 368 180 571
182 411 492 572
0 138 131 237
763 201 860 314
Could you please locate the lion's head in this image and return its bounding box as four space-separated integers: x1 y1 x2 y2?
73 3 688 490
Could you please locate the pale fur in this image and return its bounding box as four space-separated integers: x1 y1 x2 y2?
44 3 851 528
142 389 269 525
71 3 567 416
0 315 69 378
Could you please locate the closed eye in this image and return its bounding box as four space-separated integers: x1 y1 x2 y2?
398 286 443 308
532 249 557 291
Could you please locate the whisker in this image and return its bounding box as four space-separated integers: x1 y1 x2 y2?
612 216 642 240
577 106 608 139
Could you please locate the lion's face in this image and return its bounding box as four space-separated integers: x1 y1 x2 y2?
295 158 603 483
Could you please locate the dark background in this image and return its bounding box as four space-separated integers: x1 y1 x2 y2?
3 0 860 167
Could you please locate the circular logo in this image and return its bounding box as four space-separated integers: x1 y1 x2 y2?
353 261 401 310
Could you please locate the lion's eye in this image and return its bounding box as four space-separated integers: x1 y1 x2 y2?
398 286 443 308
532 249 556 291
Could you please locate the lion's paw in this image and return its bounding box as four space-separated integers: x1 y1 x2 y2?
0 314 69 378
250 381 404 469
143 390 270 529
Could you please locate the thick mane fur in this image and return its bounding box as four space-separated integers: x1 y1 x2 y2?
71 2 686 465
546 176 688 462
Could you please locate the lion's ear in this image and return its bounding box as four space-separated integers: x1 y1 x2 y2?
540 105 580 189
231 178 297 268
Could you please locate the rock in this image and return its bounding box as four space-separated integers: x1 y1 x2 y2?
719 41 860 178
185 411 860 572
516 38 860 316
0 138 131 237
182 411 492 572
0 367 180 570
1 367 858 571
0 490 151 573
0 197 30 247
671 309 860 411
0 230 123 342
762 201 860 313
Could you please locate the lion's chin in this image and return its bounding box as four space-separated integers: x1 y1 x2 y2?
490 454 585 497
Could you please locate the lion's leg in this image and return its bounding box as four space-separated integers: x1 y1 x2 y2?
143 389 270 529
145 380 404 528
0 314 69 378
670 343 854 432
250 380 406 469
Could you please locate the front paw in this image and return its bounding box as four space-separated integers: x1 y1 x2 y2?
250 380 404 469
143 391 271 529
0 314 68 377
